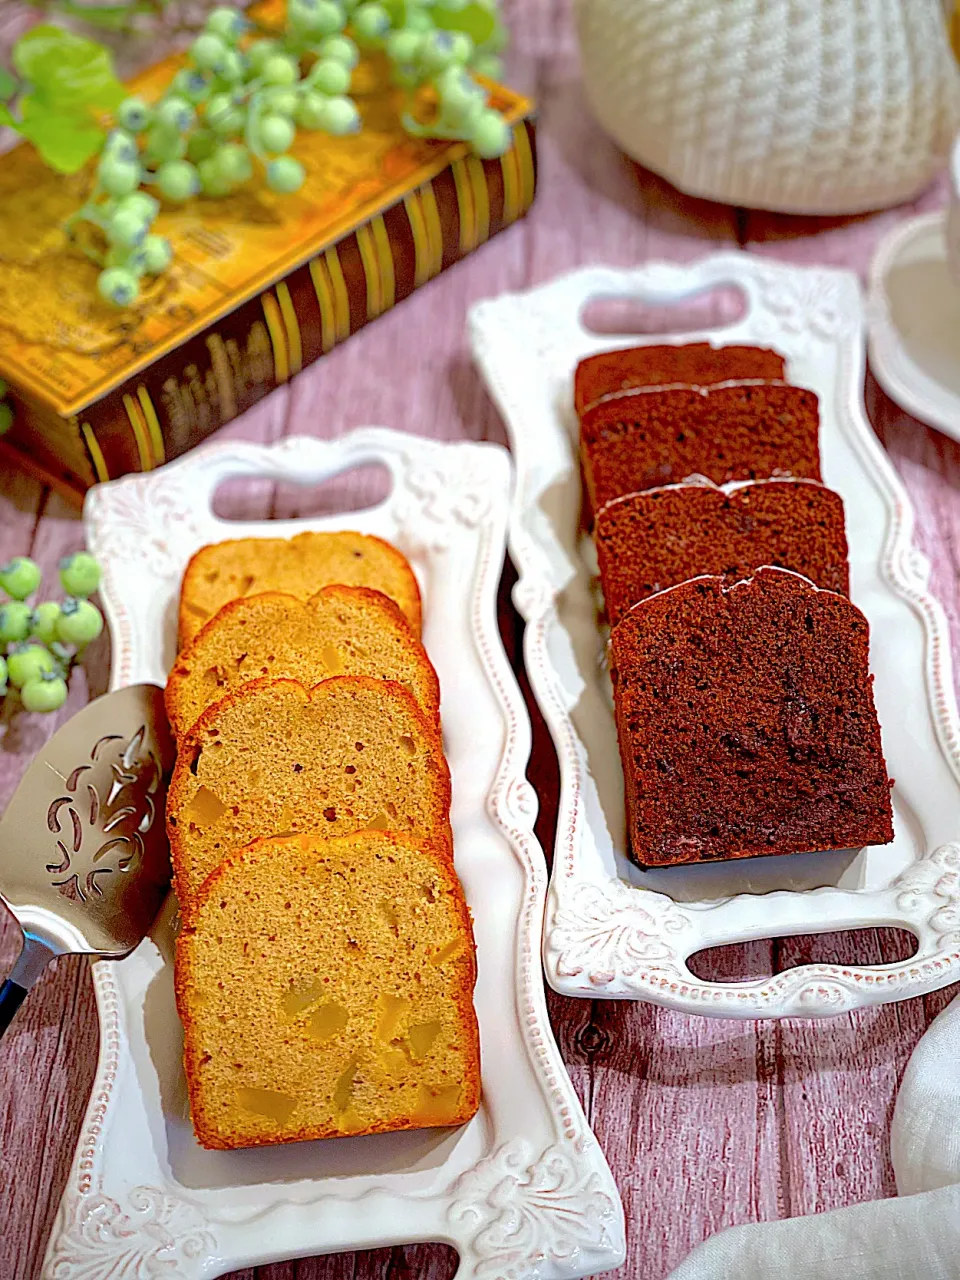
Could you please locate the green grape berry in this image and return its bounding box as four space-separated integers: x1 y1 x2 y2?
156 159 201 201
107 208 149 249
215 142 253 184
117 96 153 132
30 601 62 645
119 191 160 220
266 156 306 193
172 69 211 103
142 235 173 274
316 34 359 68
259 114 296 153
97 267 140 307
156 96 197 133
262 55 300 86
289 0 344 36
405 9 435 34
216 49 247 84
186 130 217 163
56 598 104 648
353 3 390 40
6 643 55 689
308 58 352 95
144 126 188 163
296 92 329 130
191 31 228 72
247 40 279 74
205 6 247 42
99 157 142 198
469 106 511 158
318 95 360 135
0 404 13 437
262 87 299 116
420 29 463 72
59 552 101 598
104 129 139 163
197 157 234 196
206 93 245 136
386 28 422 64
20 671 68 714
470 53 503 80
105 244 146 271
0 601 32 644
0 557 41 601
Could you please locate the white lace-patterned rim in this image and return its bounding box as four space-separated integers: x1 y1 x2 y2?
41 431 626 1280
469 256 960 1017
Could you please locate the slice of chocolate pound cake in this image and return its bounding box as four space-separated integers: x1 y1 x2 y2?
595 479 850 626
580 381 822 512
609 568 893 867
574 342 786 415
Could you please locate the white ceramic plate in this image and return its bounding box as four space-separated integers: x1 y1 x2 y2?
867 210 960 443
41 431 625 1280
469 255 960 1018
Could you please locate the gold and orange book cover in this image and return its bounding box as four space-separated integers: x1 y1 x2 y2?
0 11 536 501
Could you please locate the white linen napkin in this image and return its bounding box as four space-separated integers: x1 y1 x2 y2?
666 993 960 1279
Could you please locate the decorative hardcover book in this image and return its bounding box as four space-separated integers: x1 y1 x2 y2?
0 42 536 501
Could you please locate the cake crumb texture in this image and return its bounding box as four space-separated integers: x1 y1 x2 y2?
178 531 422 647
167 675 451 909
166 585 440 738
609 568 893 867
574 342 786 414
176 830 481 1150
595 479 849 625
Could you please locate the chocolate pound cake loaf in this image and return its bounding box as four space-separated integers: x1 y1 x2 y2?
609 568 893 867
580 381 822 511
595 479 849 625
574 342 786 415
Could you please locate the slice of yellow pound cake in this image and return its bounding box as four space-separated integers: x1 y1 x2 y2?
165 586 440 738
176 830 481 1149
178 531 422 647
167 675 452 907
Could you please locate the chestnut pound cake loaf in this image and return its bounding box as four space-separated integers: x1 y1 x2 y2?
166 585 440 737
179 531 421 647
580 381 822 511
609 568 893 867
177 830 481 1149
574 342 786 415
167 675 451 906
595 479 849 625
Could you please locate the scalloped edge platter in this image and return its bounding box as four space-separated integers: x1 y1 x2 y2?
469 255 960 1018
40 431 625 1280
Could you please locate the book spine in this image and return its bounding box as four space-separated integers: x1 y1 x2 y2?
50 119 537 495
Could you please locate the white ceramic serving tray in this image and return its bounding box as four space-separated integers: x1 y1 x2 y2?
867 210 960 444
469 255 960 1018
41 431 625 1280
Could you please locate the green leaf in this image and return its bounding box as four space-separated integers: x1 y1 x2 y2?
18 97 105 173
13 25 124 110
0 68 16 101
432 3 498 45
0 103 16 129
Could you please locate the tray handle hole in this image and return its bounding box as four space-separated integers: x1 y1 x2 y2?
687 926 919 984
579 284 747 337
212 461 393 522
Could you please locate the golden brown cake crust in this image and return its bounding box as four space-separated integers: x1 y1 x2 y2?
165 584 440 738
167 674 452 910
176 830 481 1150
178 531 422 647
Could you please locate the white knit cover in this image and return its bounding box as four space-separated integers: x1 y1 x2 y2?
574 0 960 215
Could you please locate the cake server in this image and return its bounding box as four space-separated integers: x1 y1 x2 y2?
0 684 175 1038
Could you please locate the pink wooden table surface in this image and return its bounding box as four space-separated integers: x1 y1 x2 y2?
3 1 960 1277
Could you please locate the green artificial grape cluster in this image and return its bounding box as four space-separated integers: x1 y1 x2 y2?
63 2 510 307
0 553 104 715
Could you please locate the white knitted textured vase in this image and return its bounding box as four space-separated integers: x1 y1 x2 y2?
574 0 960 214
